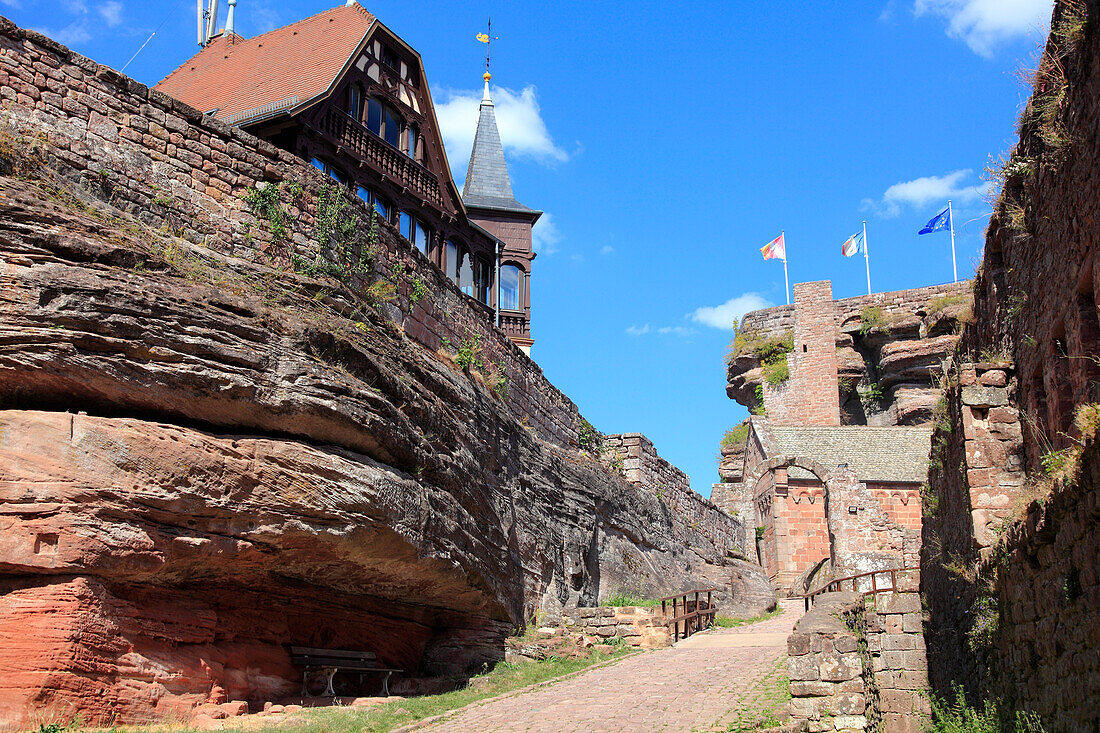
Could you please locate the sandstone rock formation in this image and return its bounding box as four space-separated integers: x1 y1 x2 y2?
727 284 972 427
0 19 774 725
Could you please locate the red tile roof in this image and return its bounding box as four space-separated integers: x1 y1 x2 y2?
155 3 375 122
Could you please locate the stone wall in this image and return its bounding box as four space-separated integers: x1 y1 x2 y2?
768 281 842 426
788 589 929 733
731 281 970 426
603 433 747 561
919 1 1100 726
0 16 579 447
560 606 672 649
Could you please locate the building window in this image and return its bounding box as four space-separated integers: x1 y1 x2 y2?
366 98 382 133
406 123 418 159
400 211 432 256
476 257 491 305
311 157 346 184
310 157 326 172
445 240 458 282
380 44 399 71
357 186 391 222
500 264 522 311
459 251 474 296
365 98 403 148
348 84 363 121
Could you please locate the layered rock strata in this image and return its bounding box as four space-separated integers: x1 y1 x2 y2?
0 20 769 726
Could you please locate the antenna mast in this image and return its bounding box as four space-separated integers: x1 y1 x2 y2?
198 0 222 46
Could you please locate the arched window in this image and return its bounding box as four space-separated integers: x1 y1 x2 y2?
406 123 419 159
500 264 523 311
445 240 459 283
348 84 363 121
459 251 474 296
366 98 382 133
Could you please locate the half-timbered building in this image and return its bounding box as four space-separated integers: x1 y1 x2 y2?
155 1 539 350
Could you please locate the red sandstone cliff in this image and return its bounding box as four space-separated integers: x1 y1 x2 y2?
0 19 769 727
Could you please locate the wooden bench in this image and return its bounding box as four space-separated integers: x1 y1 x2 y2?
289 646 402 697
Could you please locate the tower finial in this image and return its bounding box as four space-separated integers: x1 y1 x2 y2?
476 17 498 101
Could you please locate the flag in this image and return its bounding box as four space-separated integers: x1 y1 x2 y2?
919 206 951 235
760 233 785 261
842 231 864 257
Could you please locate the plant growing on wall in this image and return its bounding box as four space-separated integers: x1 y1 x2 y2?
578 418 602 452
295 185 379 283
244 182 290 241
721 422 750 449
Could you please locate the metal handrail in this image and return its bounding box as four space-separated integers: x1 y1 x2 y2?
803 567 918 610
660 588 718 641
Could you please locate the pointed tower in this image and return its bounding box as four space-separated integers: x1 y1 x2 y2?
463 72 541 354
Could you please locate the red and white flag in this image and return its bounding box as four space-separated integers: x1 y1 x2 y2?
760 233 785 261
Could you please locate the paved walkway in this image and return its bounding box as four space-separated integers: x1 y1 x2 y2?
421 599 804 733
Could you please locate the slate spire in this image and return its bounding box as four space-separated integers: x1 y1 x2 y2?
462 72 533 213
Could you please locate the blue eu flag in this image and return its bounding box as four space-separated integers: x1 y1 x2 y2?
919 207 951 235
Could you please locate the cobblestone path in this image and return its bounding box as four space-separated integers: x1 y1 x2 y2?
422 599 804 733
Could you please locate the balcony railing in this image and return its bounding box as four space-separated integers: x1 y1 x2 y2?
499 312 528 338
319 108 444 208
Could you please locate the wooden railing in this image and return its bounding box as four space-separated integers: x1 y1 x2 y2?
803 567 918 610
318 108 444 208
499 312 527 339
660 588 717 641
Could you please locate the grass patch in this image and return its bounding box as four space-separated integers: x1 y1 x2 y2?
713 606 781 628
603 593 658 608
723 654 790 731
727 328 793 367
721 421 750 449
925 684 1045 732
859 305 891 335
762 358 789 386
101 649 634 733
929 293 972 316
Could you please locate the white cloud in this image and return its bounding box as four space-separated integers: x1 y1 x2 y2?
98 1 123 26
626 324 651 336
914 0 1052 56
0 0 22 8
862 169 990 217
689 293 773 331
436 85 567 179
33 22 91 46
531 213 561 256
658 326 696 337
600 245 614 256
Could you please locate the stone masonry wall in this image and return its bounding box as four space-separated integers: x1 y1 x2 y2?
789 589 929 733
765 281 841 426
920 1 1100 725
731 281 970 426
0 17 580 447
603 433 747 560
560 606 672 649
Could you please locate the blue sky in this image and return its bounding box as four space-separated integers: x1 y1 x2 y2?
5 0 1053 495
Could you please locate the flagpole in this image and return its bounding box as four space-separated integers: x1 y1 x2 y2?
862 220 871 295
782 230 789 305
948 199 957 283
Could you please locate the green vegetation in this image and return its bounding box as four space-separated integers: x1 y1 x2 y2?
859 305 891 335
751 384 766 415
487 360 508 401
924 685 1045 733
713 606 781 628
762 358 789 386
244 182 290 241
861 381 886 407
721 422 750 449
294 184 378 282
0 125 46 178
578 418 603 452
929 293 973 316
754 526 766 541
729 328 794 368
409 275 428 305
722 654 790 732
603 593 658 608
445 334 484 372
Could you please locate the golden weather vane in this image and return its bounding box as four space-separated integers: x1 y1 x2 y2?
476 17 498 81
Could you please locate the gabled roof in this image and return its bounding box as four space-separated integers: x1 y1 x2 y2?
462 84 537 215
155 3 375 123
767 425 932 484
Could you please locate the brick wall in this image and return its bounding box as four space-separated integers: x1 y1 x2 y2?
603 434 747 560
764 281 841 426
0 18 584 447
772 482 830 586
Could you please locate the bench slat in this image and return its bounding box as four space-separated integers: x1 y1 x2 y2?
290 646 377 660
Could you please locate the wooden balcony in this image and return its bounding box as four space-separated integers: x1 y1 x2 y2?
319 108 444 208
499 312 529 339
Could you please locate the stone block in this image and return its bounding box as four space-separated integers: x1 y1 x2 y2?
825 692 867 716
877 593 921 614
789 680 836 697
961 386 1008 407
789 697 822 719
978 369 1007 387
788 632 813 656
882 634 915 652
831 715 868 730
833 635 858 653
788 654 820 681
820 652 862 682
882 712 923 733
902 614 923 633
